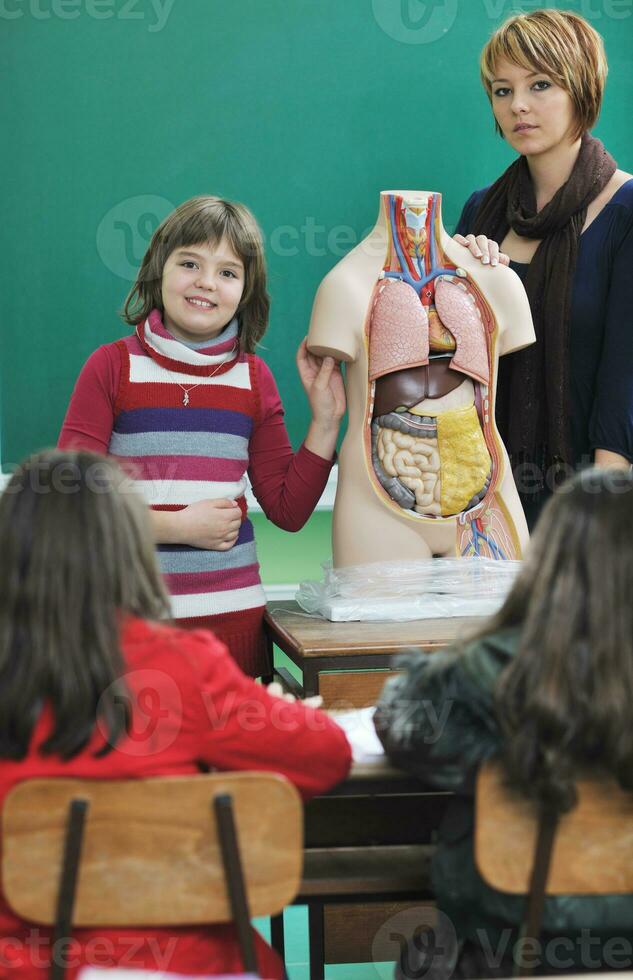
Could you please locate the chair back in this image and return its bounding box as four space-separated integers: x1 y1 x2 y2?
2 772 303 927
475 760 633 896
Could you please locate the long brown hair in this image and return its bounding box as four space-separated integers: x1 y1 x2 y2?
489 468 633 812
122 195 270 354
0 450 170 760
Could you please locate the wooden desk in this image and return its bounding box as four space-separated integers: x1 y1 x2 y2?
305 754 450 847
264 600 479 704
274 754 452 978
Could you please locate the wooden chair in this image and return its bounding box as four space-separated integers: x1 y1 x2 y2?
475 760 633 976
2 772 303 980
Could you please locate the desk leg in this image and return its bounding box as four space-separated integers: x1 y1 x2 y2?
303 664 320 699
260 629 275 685
308 902 325 980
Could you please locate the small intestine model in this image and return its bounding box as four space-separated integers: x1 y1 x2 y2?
307 191 536 566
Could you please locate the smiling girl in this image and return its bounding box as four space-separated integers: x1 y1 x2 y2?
59 196 345 676
453 10 633 525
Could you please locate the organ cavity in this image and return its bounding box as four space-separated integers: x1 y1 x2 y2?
371 406 491 518
369 279 429 381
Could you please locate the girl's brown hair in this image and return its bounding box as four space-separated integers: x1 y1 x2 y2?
122 195 270 354
0 450 170 760
480 9 608 140
488 468 633 812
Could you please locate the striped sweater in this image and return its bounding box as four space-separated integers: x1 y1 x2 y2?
59 310 334 676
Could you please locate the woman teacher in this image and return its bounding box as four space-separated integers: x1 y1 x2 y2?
454 9 632 524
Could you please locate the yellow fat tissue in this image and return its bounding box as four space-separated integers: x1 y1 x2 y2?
437 404 491 516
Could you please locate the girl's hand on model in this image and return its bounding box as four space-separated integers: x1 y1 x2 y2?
453 234 510 267
176 498 242 550
297 338 346 461
297 338 346 429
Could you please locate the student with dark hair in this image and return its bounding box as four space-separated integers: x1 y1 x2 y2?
0 449 352 980
375 467 633 977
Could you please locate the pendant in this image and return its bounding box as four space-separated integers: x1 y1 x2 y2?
183 391 190 406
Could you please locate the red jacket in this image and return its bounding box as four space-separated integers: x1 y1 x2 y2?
0 617 352 979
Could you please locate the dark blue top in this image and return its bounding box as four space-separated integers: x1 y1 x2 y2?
456 180 633 467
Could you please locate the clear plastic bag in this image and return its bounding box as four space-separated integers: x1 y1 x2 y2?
296 557 521 621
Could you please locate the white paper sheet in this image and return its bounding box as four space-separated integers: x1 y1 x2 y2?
331 706 385 763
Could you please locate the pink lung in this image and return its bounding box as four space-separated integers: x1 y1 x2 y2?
435 277 490 385
369 279 429 381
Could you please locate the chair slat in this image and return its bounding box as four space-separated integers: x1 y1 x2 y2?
475 763 633 895
2 773 303 926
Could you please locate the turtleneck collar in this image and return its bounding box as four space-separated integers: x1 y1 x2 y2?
136 309 241 377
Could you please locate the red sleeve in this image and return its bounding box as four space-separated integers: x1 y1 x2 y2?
248 358 334 531
185 630 352 800
57 344 122 453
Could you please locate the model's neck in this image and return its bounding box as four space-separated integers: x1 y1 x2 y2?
526 138 582 210
370 190 448 248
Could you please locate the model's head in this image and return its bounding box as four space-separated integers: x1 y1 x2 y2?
490 467 633 811
480 9 608 147
123 195 270 353
0 450 170 760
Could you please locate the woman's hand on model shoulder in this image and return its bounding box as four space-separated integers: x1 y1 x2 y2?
453 233 510 267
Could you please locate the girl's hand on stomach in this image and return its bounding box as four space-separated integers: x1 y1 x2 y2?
176 498 242 550
453 234 510 267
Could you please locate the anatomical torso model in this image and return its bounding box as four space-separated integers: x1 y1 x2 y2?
307 191 536 566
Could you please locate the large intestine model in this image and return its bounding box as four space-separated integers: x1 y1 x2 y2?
307 190 536 566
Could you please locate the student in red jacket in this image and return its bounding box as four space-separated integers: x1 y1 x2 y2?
0 449 352 980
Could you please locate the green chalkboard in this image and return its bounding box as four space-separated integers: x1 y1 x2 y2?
2 0 632 466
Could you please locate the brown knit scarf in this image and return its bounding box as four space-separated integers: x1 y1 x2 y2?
471 133 616 480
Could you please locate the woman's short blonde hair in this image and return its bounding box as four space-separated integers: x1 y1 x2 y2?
480 9 608 140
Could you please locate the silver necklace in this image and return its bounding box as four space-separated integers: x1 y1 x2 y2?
176 343 237 406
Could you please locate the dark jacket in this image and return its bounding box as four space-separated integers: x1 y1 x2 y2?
374 629 633 972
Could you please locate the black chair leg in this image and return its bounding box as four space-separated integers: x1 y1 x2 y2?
270 911 286 961
308 902 325 980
